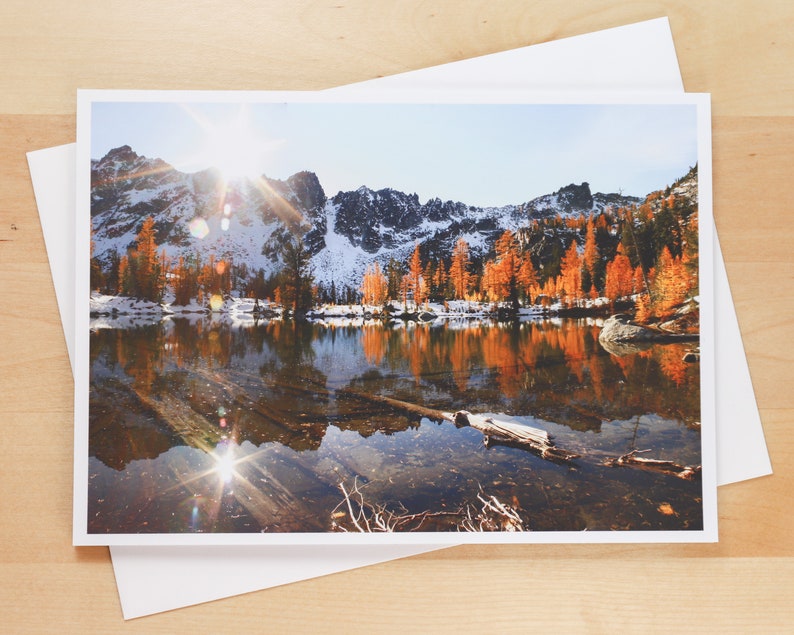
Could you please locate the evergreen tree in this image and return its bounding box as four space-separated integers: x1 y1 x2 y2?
433 260 448 300
173 255 200 305
105 251 121 295
681 213 699 286
423 261 434 300
652 203 682 259
89 231 105 291
278 235 314 314
385 258 405 301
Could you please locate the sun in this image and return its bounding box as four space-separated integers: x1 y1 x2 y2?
186 105 277 182
202 117 264 181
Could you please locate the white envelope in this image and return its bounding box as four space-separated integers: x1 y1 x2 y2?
27 17 770 619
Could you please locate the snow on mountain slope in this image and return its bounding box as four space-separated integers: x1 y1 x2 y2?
90 146 642 288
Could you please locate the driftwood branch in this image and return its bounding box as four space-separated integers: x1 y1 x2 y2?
332 479 527 533
604 449 701 480
331 477 460 532
459 490 524 532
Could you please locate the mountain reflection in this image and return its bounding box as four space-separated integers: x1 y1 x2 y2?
89 317 699 470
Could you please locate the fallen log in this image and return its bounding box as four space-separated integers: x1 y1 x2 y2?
453 411 580 463
336 387 579 463
336 387 450 422
604 449 701 480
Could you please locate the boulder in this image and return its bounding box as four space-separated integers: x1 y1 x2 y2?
598 314 698 345
598 314 662 343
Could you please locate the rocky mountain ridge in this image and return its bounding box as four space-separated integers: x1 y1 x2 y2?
90 146 645 291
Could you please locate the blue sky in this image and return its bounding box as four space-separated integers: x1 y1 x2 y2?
91 100 698 206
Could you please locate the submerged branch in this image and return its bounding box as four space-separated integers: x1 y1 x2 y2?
604 449 701 480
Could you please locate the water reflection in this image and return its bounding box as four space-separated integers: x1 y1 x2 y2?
88 316 701 533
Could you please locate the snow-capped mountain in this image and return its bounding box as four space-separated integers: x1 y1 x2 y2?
90 146 642 291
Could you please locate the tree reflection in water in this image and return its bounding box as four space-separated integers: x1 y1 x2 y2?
88 316 702 534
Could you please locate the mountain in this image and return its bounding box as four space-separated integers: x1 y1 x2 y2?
90 146 643 292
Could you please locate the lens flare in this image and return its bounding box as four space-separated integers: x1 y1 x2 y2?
189 218 210 239
221 218 230 231
188 496 203 532
210 294 224 311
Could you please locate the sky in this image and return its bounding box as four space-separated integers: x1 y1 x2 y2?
91 99 699 207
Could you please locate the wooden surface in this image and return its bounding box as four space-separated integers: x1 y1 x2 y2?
1 1 792 632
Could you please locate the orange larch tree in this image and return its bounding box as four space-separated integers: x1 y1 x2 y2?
582 215 600 294
118 254 131 295
604 243 634 305
517 254 539 305
651 246 689 319
360 262 388 306
480 260 497 302
123 216 166 302
448 237 472 300
485 229 521 310
407 243 425 307
139 217 161 301
433 259 448 299
560 240 583 306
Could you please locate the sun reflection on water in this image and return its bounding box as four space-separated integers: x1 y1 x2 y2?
214 441 236 485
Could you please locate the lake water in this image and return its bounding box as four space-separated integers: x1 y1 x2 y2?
88 316 703 534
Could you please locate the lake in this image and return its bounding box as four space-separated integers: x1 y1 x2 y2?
88 315 703 534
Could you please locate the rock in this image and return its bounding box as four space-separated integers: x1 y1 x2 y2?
599 314 699 346
598 314 660 343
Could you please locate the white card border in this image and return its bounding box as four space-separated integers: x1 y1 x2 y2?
74 89 716 546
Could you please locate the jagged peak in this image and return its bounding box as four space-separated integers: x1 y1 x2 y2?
556 181 590 193
97 145 143 164
286 170 323 189
554 182 592 201
94 145 176 176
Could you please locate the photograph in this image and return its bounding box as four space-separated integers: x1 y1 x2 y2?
74 91 715 544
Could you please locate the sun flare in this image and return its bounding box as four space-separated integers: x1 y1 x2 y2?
185 105 279 182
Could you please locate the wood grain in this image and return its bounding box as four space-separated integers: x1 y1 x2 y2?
1 2 792 632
